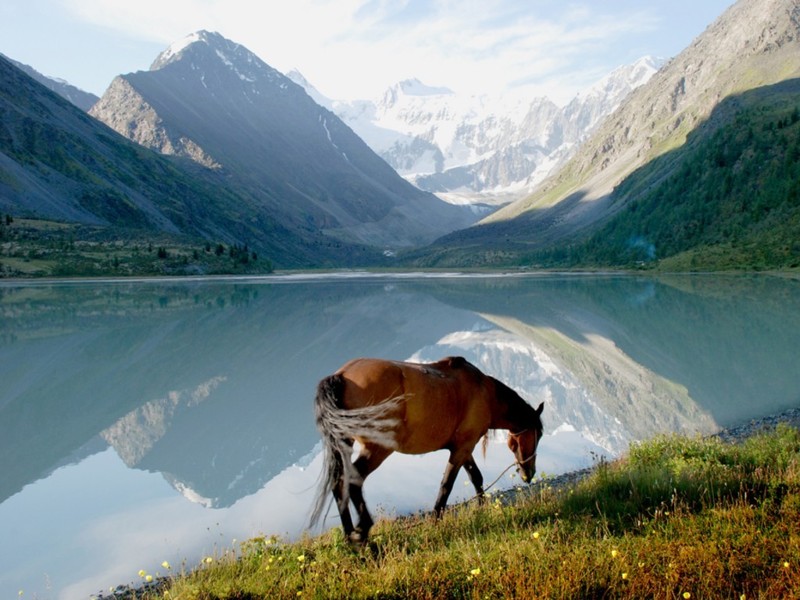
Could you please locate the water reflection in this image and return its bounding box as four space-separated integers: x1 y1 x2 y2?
0 278 478 508
1 273 798 599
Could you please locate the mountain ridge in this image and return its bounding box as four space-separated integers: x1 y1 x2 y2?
0 53 100 111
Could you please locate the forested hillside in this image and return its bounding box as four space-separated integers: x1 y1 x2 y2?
533 81 800 270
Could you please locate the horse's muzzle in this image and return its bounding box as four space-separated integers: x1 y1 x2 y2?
517 465 535 484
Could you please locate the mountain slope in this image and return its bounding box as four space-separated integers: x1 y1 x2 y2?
417 0 800 267
90 31 476 249
1 54 100 111
549 80 800 270
0 54 374 268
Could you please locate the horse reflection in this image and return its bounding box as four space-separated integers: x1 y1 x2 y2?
310 356 544 543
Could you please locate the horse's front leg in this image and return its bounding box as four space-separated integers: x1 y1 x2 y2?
434 451 470 517
463 454 485 503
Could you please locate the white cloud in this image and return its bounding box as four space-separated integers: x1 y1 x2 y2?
58 0 662 101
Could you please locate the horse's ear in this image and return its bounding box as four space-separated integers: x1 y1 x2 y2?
536 402 544 415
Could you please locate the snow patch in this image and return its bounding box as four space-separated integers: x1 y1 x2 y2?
320 116 350 163
173 480 214 508
155 32 204 66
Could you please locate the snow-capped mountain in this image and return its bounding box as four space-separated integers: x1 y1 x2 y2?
290 57 662 207
90 31 477 251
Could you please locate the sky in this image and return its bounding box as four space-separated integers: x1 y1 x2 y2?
1 0 736 105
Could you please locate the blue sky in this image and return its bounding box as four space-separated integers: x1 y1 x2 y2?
1 0 736 103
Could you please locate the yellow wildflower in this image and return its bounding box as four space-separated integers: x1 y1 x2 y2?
683 593 691 599
297 554 306 563
145 575 153 583
470 568 481 576
138 570 147 578
784 561 790 569
533 531 540 539
622 573 628 580
162 561 171 570
611 550 619 558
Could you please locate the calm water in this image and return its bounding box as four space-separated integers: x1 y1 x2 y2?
1 273 799 599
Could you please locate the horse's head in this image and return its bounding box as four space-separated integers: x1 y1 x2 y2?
507 401 544 483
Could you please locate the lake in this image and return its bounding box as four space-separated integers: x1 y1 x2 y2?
1 272 799 599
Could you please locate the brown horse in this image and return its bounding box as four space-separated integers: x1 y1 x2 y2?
310 356 544 543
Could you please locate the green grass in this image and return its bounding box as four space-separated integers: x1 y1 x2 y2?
130 425 800 599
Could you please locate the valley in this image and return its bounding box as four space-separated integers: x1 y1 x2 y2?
1 0 799 277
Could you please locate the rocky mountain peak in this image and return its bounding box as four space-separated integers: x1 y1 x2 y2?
151 30 231 69
149 29 284 88
378 78 453 110
397 78 454 97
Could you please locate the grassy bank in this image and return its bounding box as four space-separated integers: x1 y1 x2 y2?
128 426 800 599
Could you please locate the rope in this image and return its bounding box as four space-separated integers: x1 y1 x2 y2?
477 461 518 497
470 450 535 501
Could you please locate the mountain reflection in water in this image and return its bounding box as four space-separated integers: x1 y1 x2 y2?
1 273 798 600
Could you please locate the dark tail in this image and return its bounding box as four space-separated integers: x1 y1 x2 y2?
309 374 403 529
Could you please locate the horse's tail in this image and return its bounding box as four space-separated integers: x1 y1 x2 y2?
309 373 404 529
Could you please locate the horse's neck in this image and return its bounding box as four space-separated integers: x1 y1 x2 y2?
490 385 529 432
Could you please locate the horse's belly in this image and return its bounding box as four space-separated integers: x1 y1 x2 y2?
395 399 484 455
394 429 455 455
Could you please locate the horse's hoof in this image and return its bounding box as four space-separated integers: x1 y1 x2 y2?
348 531 367 545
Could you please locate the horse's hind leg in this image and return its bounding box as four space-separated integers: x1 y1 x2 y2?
332 475 355 539
331 440 355 538
349 443 393 543
463 455 485 502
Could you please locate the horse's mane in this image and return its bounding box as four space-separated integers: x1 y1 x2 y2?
492 376 543 435
472 376 542 458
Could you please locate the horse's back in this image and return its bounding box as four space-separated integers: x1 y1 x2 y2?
334 357 494 453
335 356 483 406
334 358 406 407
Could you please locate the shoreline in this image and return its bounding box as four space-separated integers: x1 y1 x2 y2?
502 406 800 503
94 406 800 599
